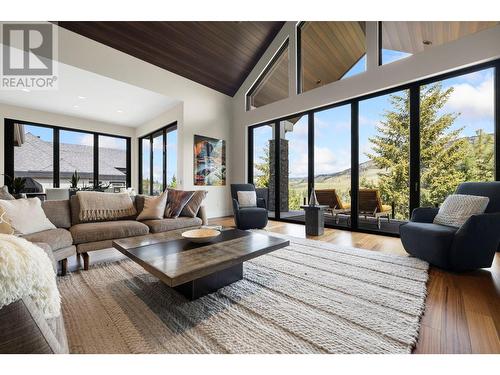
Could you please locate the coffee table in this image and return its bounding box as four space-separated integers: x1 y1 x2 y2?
112 228 289 300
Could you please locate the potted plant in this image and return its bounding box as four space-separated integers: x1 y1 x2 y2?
3 175 27 199
69 170 80 197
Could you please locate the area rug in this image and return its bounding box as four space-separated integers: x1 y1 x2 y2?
58 231 429 354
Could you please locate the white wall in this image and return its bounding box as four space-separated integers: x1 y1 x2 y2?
231 22 500 185
0 103 135 186
53 26 233 218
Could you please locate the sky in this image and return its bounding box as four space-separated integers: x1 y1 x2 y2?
254 56 495 179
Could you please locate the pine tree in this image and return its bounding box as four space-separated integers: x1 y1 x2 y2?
367 83 469 219
254 144 270 188
461 129 495 182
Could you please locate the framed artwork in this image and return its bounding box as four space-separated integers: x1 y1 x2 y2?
193 135 226 186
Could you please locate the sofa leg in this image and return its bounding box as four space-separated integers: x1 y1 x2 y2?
60 259 68 276
82 253 89 270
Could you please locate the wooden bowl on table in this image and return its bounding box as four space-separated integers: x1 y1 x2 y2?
181 228 221 243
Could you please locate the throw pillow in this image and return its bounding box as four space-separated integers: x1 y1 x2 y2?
180 190 207 217
0 207 15 235
434 194 489 228
165 189 195 218
0 186 15 200
0 198 56 235
237 191 257 207
136 190 168 221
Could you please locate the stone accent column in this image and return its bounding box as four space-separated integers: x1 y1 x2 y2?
268 138 289 212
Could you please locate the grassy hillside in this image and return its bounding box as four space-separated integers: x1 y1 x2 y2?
289 160 384 204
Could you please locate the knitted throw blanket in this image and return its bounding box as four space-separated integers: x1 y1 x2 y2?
0 234 61 319
77 191 136 222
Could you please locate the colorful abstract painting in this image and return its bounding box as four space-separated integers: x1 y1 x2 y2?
193 135 226 186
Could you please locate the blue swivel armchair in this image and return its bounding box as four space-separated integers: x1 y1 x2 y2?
230 184 268 230
400 182 500 271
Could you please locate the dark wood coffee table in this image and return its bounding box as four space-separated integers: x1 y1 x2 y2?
112 228 289 300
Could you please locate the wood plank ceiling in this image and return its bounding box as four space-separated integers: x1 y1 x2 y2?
382 21 499 54
250 21 366 108
56 21 285 97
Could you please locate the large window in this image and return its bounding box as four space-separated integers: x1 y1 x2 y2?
139 122 177 195
359 90 410 233
299 22 366 93
14 125 54 190
419 68 495 207
248 61 499 235
59 130 94 189
381 22 499 65
98 135 127 190
6 120 130 192
246 40 289 111
314 105 351 228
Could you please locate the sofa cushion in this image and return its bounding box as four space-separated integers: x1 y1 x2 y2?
42 199 72 228
180 190 207 217
399 222 458 269
165 189 194 218
141 217 202 233
22 228 73 251
70 220 149 244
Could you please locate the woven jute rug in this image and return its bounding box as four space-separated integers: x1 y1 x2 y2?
58 231 429 354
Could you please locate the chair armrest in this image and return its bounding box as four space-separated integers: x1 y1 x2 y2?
450 213 500 270
257 197 266 209
232 198 240 214
411 207 439 223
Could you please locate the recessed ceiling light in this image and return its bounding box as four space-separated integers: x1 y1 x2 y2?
21 88 31 92
77 95 86 99
116 109 124 113
73 105 79 109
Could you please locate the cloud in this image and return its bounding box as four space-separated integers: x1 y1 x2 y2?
444 75 494 121
289 146 351 177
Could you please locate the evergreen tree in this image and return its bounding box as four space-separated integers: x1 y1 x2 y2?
367 83 468 219
461 129 495 182
254 144 270 188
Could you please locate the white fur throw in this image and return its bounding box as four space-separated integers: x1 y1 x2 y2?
0 234 61 319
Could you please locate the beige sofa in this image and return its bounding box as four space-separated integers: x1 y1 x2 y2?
20 194 207 274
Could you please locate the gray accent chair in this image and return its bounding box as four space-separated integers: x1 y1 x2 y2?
399 182 500 271
231 184 268 230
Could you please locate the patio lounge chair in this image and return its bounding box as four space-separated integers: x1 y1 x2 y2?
315 189 351 224
358 189 392 229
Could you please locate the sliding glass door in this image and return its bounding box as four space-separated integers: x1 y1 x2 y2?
359 90 410 233
249 123 275 218
314 105 351 228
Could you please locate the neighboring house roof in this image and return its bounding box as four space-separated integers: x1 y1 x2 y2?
14 132 126 180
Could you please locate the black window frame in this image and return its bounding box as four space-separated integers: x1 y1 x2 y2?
4 118 131 190
138 122 177 195
248 59 500 237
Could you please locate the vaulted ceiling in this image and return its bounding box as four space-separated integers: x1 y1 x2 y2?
56 21 285 96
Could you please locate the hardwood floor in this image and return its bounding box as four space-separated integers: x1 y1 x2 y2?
65 217 499 354
209 217 500 354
